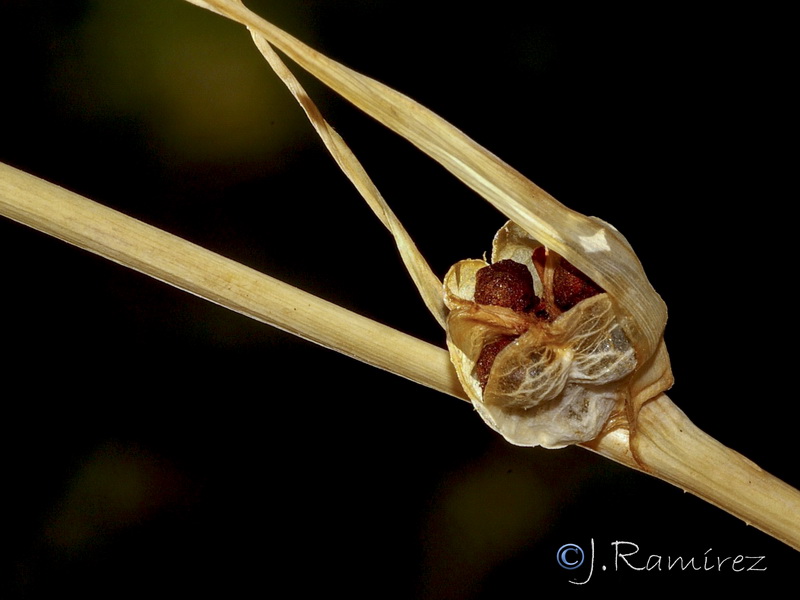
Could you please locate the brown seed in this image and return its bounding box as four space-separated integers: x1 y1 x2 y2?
474 259 537 312
553 258 604 311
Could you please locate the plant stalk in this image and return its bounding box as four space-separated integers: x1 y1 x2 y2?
2 161 799 550
0 161 465 401
586 395 800 550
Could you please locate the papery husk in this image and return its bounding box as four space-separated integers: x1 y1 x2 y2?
444 222 673 450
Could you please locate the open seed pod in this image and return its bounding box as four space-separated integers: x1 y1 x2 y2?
445 221 673 449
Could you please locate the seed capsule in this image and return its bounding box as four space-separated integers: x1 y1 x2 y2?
444 221 638 448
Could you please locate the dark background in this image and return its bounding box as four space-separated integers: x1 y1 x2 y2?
2 1 797 597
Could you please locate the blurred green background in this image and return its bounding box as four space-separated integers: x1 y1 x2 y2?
2 1 797 597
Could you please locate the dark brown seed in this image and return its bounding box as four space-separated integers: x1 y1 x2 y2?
474 259 537 312
475 336 516 390
553 258 604 311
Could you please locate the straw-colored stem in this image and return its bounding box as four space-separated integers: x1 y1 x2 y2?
585 395 800 550
0 161 465 401
3 161 800 550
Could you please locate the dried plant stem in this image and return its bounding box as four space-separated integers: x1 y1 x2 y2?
0 161 465 400
2 161 799 550
246 32 447 328
586 396 800 550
